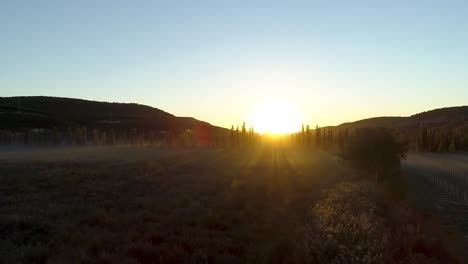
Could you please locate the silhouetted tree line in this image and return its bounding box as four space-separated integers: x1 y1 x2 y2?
0 127 163 147
410 122 468 152
291 124 350 151
0 127 181 147
290 122 468 153
224 122 261 148
6 120 465 153
292 125 408 179
0 122 261 149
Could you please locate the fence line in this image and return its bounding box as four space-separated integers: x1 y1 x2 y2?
402 162 468 239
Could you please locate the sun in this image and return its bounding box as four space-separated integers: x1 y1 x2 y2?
248 101 303 134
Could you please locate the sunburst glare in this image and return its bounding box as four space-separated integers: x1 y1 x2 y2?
247 101 303 134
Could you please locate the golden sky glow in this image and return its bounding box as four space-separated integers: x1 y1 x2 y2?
3 2 467 129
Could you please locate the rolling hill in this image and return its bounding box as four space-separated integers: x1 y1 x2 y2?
338 106 468 131
336 106 468 152
0 96 219 132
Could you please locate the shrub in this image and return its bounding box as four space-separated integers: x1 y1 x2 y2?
301 182 388 263
340 128 407 180
300 181 462 264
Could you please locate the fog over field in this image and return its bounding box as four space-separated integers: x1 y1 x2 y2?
1 145 467 263
405 153 468 175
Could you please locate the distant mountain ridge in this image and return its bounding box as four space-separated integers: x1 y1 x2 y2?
335 106 468 152
0 96 219 132
1 96 467 135
338 106 468 131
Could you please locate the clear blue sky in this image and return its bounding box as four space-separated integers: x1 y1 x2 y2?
2 0 468 128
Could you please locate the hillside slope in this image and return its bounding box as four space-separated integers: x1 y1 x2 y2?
336 106 468 152
339 106 468 131
0 96 216 132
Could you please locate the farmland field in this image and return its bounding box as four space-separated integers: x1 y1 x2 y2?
0 146 348 263
0 146 466 263
405 153 468 175
403 153 468 238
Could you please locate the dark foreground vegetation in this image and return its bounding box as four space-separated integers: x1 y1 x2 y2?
1 145 466 264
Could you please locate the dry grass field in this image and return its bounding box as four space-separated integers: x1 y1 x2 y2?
0 146 466 263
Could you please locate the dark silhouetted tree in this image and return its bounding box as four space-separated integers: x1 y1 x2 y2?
315 125 321 148
340 128 407 181
449 137 456 152
230 125 235 148
236 125 240 148
92 129 99 145
418 122 428 151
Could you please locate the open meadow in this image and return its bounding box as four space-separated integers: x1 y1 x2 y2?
1 146 467 263
0 146 347 263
